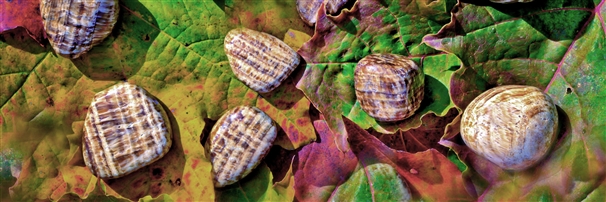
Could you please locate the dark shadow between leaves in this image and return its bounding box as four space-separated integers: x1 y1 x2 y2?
550 105 570 155
0 27 48 55
103 96 185 201
265 145 296 184
72 1 159 81
213 0 226 11
199 118 217 160
460 0 594 41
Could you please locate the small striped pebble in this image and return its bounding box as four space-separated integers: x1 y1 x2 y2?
208 106 277 187
82 82 172 179
461 85 558 171
40 0 119 59
354 53 424 122
224 28 300 93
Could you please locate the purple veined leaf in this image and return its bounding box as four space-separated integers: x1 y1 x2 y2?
294 115 474 201
293 117 358 201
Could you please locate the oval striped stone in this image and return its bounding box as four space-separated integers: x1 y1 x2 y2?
208 106 277 187
354 53 424 122
40 0 119 59
224 28 300 93
460 85 558 171
82 82 172 179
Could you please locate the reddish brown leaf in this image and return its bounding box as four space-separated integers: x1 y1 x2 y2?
293 118 358 201
0 0 45 45
345 117 474 201
371 108 459 154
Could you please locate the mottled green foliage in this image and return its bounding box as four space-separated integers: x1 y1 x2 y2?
1 0 310 200
330 163 411 202
425 0 606 200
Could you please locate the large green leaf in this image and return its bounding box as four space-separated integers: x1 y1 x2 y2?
424 0 606 200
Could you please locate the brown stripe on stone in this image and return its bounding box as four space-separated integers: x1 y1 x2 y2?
208 106 277 187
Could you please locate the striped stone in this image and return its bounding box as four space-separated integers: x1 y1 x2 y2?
224 28 300 93
82 82 172 179
208 106 277 187
460 85 558 171
40 0 119 59
354 53 424 122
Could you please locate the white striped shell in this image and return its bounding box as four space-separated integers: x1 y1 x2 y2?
207 106 277 187
354 53 424 122
460 85 558 171
224 28 300 93
40 0 119 59
82 82 172 179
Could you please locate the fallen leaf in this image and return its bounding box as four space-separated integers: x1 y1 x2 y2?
1 0 311 200
0 0 45 45
425 0 606 200
293 118 358 201
329 163 412 201
346 116 474 201
215 162 295 201
295 0 461 150
371 107 459 154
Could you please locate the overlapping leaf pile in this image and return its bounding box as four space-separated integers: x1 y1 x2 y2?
1 0 605 201
1 0 312 201
424 0 606 200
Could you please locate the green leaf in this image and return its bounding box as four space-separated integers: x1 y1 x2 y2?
425 0 606 200
296 0 460 140
1 0 310 200
293 118 358 201
345 116 474 201
330 163 412 202
215 162 295 201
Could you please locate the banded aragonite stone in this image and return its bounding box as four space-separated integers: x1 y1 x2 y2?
207 106 277 187
82 82 172 179
460 85 559 171
354 53 425 122
40 0 119 59
224 28 300 93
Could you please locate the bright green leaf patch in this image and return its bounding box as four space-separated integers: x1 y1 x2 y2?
330 163 412 202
